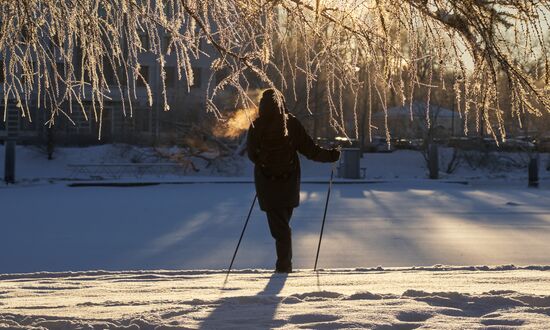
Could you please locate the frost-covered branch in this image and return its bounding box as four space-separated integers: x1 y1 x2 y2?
1 0 549 140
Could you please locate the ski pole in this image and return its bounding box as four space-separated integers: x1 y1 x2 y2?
225 193 257 280
314 164 335 271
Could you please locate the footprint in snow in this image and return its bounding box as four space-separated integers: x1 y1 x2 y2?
290 291 344 301
480 318 525 326
373 323 422 330
289 313 341 324
395 311 433 322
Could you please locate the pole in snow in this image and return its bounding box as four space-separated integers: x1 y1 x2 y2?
528 154 539 188
4 139 16 184
225 193 257 282
314 165 335 271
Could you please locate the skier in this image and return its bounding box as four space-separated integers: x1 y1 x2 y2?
247 89 340 273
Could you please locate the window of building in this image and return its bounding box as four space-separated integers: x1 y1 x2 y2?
118 67 127 86
165 66 175 88
137 66 149 87
135 109 151 132
55 62 65 79
103 59 116 86
139 34 149 50
72 48 92 82
19 108 37 131
191 67 202 89
163 35 172 54
73 47 83 81
73 107 91 133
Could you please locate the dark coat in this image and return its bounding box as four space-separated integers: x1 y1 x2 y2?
247 114 339 211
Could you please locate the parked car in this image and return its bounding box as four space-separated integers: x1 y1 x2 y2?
363 136 393 153
334 136 360 148
315 136 359 149
448 137 498 151
391 138 411 150
315 137 336 149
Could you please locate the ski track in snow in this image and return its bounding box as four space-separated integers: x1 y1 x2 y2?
1 267 550 329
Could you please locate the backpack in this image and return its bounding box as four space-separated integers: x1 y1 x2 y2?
257 122 296 180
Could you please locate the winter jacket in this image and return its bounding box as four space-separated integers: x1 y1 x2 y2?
247 114 339 211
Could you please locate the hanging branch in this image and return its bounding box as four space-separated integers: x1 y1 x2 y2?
0 0 548 141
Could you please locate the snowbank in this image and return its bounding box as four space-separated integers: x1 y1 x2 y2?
1 268 550 329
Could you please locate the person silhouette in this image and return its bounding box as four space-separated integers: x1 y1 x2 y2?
247 89 340 273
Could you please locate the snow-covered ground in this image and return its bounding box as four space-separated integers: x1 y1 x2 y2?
2 144 550 328
2 267 550 329
0 144 252 180
2 181 550 273
1 144 549 182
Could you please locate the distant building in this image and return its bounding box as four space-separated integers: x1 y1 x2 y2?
0 34 215 145
372 102 461 138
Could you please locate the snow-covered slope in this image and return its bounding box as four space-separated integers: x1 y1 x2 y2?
1 267 550 329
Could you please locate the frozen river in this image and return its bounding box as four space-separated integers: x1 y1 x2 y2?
2 180 550 273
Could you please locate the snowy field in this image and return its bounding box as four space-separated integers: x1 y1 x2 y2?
2 180 550 273
2 178 550 273
2 144 550 182
2 267 550 329
2 144 550 328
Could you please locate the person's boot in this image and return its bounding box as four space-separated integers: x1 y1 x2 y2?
275 239 292 273
275 260 292 273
